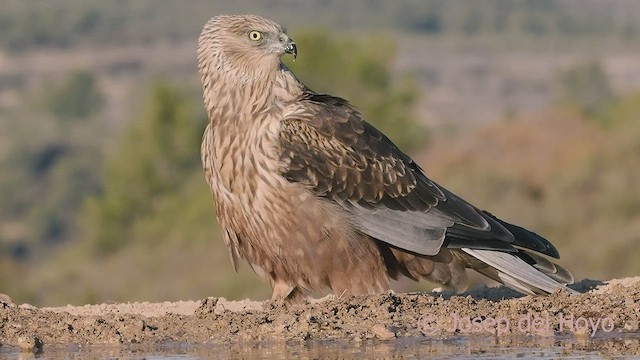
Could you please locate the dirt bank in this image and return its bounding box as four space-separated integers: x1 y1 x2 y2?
1 278 639 354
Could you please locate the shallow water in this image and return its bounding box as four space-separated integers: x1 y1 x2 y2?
2 334 639 359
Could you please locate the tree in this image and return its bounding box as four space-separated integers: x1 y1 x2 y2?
556 60 615 121
82 81 204 255
45 70 104 120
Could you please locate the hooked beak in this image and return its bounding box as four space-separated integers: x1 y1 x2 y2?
284 38 297 61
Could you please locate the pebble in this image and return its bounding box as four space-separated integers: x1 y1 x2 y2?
371 324 395 340
624 320 639 331
17 336 43 353
0 294 15 307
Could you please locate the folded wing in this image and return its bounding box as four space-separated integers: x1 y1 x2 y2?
278 92 575 294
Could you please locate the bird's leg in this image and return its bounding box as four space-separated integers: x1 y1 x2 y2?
270 280 296 300
271 281 307 303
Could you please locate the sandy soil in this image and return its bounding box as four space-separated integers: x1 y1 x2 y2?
1 278 639 355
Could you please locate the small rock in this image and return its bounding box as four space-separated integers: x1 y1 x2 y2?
17 336 43 353
0 294 15 308
574 327 591 338
371 324 395 340
194 297 219 318
19 303 37 310
624 320 639 331
624 339 639 348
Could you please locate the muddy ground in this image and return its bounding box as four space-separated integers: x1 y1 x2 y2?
1 277 639 356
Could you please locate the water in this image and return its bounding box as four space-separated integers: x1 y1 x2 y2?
1 334 638 359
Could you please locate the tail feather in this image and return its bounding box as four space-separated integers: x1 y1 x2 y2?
462 248 578 295
523 251 574 284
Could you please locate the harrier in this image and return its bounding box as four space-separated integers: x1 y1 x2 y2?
197 14 576 300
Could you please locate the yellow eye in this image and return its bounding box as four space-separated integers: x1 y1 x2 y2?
248 31 262 41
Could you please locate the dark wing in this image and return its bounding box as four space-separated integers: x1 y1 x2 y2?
278 93 560 260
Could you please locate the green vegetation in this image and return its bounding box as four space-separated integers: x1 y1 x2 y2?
401 0 639 38
556 60 615 122
82 82 204 255
0 71 104 253
2 0 640 51
45 70 104 120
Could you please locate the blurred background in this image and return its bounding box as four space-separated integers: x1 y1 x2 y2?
1 0 639 306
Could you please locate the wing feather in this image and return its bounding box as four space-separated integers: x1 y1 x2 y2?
462 248 578 295
278 92 560 261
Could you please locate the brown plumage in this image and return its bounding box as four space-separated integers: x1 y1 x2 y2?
197 14 576 300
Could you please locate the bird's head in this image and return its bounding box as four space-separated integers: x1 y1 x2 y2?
198 14 296 83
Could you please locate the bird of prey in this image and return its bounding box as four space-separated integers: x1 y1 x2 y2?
197 14 576 301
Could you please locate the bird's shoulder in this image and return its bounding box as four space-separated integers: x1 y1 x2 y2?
278 92 443 206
